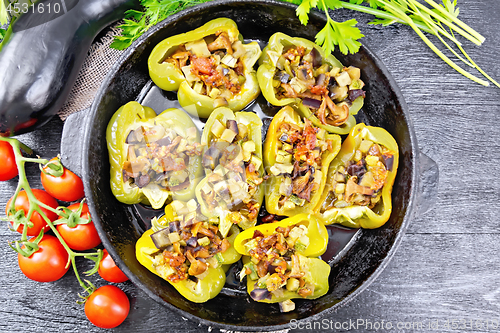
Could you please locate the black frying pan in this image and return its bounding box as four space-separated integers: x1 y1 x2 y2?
65 0 438 330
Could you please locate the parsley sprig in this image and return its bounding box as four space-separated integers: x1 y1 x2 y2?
293 0 365 55
290 0 498 87
110 0 212 50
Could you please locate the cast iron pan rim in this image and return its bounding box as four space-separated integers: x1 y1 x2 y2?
83 0 419 331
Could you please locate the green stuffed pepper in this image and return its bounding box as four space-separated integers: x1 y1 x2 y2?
264 106 341 217
234 214 330 312
135 199 241 303
148 18 262 118
106 101 203 209
257 32 365 134
195 107 265 238
315 123 399 229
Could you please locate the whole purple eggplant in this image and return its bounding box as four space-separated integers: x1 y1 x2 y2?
0 0 140 136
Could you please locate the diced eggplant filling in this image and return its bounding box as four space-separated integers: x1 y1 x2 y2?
122 124 202 190
271 46 365 127
239 224 314 310
270 119 332 209
151 200 231 283
321 139 395 212
165 31 249 106
200 119 264 226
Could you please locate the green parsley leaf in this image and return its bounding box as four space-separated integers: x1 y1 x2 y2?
368 0 383 9
322 0 344 10
125 9 147 21
111 0 212 50
331 18 364 54
348 0 381 9
110 35 135 50
296 0 318 26
0 0 8 25
296 0 363 55
315 21 336 55
433 0 459 19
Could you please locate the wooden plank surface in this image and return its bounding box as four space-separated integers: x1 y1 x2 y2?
1 0 500 332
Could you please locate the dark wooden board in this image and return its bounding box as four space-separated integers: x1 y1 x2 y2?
1 0 500 332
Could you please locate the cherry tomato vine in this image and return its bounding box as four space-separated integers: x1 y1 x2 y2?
0 136 104 299
0 136 130 328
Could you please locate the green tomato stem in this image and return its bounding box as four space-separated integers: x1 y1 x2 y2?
0 137 102 297
74 251 101 258
71 256 93 295
36 200 62 215
17 141 33 155
31 194 99 295
35 200 74 255
5 140 33 242
21 157 49 164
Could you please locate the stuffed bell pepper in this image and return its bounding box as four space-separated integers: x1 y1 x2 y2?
106 101 203 209
234 214 330 312
195 107 264 238
257 32 365 134
264 106 341 216
148 18 262 118
316 123 399 228
136 199 241 303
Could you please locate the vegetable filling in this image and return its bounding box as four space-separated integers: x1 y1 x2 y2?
150 200 231 283
270 46 365 127
200 118 264 230
122 123 202 190
321 139 396 211
239 223 314 309
270 118 334 209
164 31 250 108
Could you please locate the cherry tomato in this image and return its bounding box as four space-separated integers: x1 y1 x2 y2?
98 249 129 283
41 157 84 202
18 234 69 282
56 203 101 251
85 285 130 329
6 189 59 236
0 140 18 181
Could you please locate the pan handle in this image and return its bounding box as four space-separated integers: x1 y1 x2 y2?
415 152 439 216
60 108 90 178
